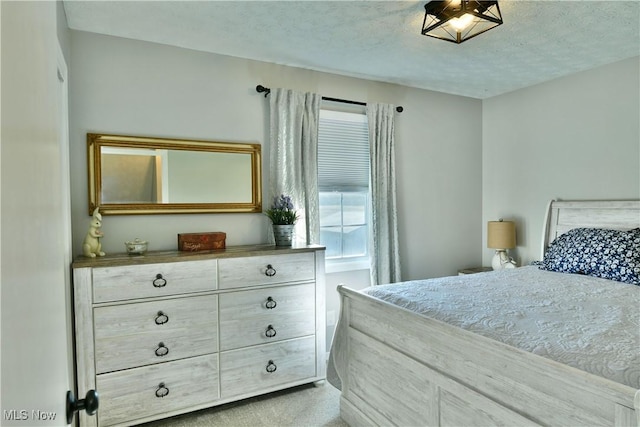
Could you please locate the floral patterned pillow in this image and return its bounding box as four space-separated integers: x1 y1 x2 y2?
541 227 640 285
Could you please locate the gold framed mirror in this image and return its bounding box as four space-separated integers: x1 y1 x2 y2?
88 133 262 215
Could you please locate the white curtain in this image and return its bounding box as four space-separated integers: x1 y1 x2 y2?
367 103 401 285
269 88 321 245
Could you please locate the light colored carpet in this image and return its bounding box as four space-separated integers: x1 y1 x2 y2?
139 383 347 427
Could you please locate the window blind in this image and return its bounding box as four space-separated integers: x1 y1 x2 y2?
318 111 369 192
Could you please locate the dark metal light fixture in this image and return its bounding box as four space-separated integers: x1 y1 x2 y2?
422 1 503 44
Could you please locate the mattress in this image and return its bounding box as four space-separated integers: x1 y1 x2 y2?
338 266 640 389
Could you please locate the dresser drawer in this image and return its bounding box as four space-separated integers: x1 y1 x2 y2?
96 354 219 426
93 259 217 303
220 336 316 398
94 295 218 374
219 284 315 351
218 252 315 289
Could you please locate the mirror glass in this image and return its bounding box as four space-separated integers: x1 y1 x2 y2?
88 133 262 215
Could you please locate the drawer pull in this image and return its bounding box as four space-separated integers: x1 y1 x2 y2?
155 342 169 357
266 360 277 373
152 274 167 288
154 311 169 325
265 264 277 277
265 296 277 309
155 382 169 398
265 325 277 338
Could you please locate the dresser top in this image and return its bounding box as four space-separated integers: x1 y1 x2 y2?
72 244 325 268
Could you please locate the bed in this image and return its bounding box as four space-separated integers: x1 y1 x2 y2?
328 200 640 426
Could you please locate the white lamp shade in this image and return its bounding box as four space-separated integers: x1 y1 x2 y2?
487 220 516 249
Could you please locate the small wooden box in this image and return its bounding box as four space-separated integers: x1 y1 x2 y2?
178 232 226 252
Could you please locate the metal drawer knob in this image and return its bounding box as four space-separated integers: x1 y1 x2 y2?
265 264 276 277
155 382 169 398
265 296 277 309
265 325 277 338
153 274 167 288
154 311 169 325
155 342 169 357
266 360 277 373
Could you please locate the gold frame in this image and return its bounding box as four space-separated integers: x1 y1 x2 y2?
87 133 262 215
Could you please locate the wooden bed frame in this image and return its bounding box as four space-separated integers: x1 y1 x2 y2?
334 200 640 426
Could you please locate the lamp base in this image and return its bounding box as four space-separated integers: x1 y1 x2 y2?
492 250 516 270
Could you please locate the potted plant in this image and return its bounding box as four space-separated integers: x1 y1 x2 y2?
265 194 299 246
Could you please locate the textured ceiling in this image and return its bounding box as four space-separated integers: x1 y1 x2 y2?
63 1 640 99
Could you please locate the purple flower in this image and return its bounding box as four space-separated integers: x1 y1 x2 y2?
273 194 294 211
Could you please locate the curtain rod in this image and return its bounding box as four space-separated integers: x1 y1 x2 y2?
255 85 403 113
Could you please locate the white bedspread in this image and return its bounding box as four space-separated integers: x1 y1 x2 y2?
329 266 640 389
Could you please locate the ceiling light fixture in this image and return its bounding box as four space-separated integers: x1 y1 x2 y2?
422 0 503 44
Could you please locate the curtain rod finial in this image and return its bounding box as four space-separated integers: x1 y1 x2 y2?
256 85 271 97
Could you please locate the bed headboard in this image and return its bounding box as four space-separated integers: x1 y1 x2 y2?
541 199 640 259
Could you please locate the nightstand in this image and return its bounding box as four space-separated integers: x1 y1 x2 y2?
458 267 492 276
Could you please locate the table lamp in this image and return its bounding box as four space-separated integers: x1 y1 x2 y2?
487 219 516 270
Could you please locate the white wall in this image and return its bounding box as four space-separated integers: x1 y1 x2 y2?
69 31 483 282
396 87 483 276
482 56 640 266
56 0 70 62
69 32 268 254
69 31 483 349
1 1 72 423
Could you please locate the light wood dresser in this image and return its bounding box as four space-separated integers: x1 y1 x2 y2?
72 245 326 426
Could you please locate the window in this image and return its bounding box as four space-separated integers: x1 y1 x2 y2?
318 109 370 272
